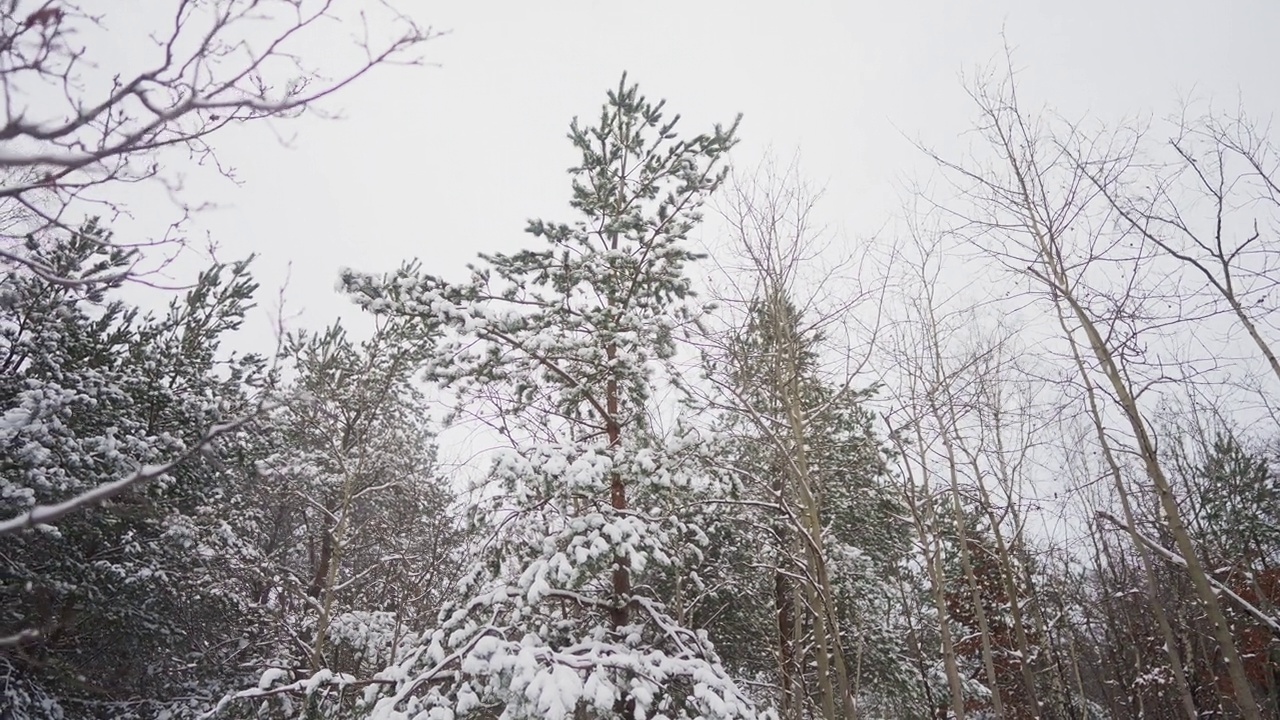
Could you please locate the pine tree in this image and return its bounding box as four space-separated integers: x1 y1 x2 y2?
329 76 764 720
0 222 273 719
710 292 921 717
238 317 465 716
1178 432 1280 570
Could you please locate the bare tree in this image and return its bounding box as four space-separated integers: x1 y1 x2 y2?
698 156 901 719
881 224 995 719
1053 293 1201 717
925 61 1264 718
1073 106 1280 390
0 0 435 284
895 436 969 720
708 160 854 720
890 268 1012 718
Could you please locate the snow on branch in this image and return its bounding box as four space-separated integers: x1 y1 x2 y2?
0 628 40 647
1096 510 1280 636
0 408 269 535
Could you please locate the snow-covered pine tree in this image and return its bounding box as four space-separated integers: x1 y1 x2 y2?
0 223 274 719
331 76 769 720
234 317 465 718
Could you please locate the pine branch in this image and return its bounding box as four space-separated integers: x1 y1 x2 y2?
0 407 269 535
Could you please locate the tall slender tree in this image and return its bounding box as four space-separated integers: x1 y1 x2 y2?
312 77 766 719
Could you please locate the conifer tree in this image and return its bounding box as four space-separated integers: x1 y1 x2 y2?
0 223 273 718
226 317 465 718
713 292 920 718
330 77 767 719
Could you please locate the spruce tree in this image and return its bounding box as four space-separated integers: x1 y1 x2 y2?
333 77 766 719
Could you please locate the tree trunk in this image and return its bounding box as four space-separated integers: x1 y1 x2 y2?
1052 297 1200 719
768 292 857 720
773 469 800 719
1002 122 1261 718
920 309 1007 718
974 470 1042 716
896 429 967 720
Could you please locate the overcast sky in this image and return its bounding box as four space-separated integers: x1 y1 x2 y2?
172 0 1280 343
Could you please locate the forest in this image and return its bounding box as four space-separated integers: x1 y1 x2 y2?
2 2 1280 719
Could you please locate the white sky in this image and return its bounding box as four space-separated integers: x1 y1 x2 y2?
21 0 1259 546
171 0 1279 345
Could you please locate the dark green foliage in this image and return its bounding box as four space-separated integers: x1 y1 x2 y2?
703 291 921 713
0 222 272 718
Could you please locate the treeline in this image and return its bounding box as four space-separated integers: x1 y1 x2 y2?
2 5 1280 718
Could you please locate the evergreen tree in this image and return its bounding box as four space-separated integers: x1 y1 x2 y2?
234 317 466 717
324 76 766 719
710 292 921 717
0 223 272 719
1179 433 1280 570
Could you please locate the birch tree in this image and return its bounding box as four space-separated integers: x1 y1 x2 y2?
927 64 1264 718
698 159 920 718
1075 108 1280 391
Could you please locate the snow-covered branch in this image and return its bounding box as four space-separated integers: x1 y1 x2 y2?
0 408 269 535
0 628 40 647
1097 510 1280 636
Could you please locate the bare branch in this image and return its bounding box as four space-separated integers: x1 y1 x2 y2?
0 0 442 283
